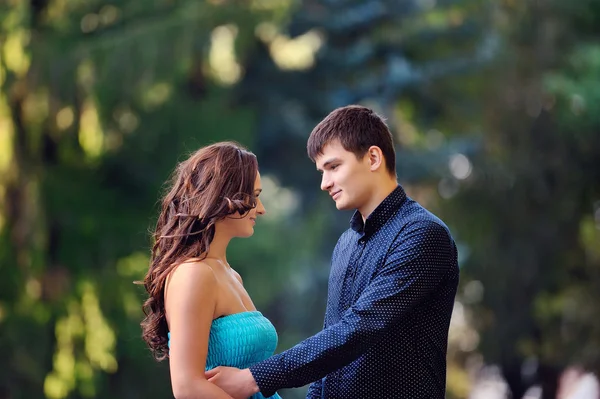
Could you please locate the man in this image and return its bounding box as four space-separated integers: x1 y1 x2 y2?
206 105 459 398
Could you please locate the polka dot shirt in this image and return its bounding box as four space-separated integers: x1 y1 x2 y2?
249 185 459 398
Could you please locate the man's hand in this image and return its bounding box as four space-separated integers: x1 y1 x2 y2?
205 366 260 399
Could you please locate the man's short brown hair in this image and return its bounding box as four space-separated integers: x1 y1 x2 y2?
307 105 396 175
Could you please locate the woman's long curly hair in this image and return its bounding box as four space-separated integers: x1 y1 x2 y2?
140 141 258 360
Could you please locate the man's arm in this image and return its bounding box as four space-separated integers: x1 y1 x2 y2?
305 379 323 399
249 220 457 397
304 309 327 398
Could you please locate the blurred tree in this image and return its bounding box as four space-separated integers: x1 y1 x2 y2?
235 0 497 195
436 1 600 398
0 0 299 398
3 0 598 398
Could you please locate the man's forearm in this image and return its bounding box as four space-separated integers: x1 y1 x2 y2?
248 321 370 396
305 379 323 399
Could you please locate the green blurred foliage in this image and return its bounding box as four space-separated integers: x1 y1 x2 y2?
434 1 600 398
0 0 598 398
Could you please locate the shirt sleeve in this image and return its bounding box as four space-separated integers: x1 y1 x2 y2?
249 220 457 397
305 379 323 399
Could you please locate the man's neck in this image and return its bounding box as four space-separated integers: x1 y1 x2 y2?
359 179 399 222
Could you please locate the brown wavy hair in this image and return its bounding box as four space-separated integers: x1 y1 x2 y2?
139 141 258 360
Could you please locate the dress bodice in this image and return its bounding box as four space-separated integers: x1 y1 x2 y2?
169 311 281 399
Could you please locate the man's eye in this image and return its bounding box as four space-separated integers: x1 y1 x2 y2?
331 165 338 170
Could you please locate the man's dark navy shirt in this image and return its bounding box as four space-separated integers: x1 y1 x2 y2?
250 185 459 398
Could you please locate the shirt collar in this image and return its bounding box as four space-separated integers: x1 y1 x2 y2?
350 185 407 238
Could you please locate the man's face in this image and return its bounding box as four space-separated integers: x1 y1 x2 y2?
315 140 372 211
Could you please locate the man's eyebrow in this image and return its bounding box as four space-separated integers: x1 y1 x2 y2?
316 158 341 172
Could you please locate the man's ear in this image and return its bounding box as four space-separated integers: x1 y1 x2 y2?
367 146 384 172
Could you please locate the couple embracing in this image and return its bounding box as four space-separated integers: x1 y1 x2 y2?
140 105 459 399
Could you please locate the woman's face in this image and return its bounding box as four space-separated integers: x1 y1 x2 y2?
217 172 266 238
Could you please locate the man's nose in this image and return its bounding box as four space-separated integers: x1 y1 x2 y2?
321 174 332 191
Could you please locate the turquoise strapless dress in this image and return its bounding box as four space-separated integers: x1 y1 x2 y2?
168 311 282 399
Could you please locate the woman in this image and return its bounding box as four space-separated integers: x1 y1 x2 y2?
140 142 281 399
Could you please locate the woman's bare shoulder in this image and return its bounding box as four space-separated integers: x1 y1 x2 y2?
166 259 218 291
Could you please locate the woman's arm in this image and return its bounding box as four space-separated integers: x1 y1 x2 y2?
165 261 233 399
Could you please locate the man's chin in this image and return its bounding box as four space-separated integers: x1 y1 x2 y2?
335 201 351 211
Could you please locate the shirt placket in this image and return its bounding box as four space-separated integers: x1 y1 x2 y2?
324 235 367 396
340 236 367 311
